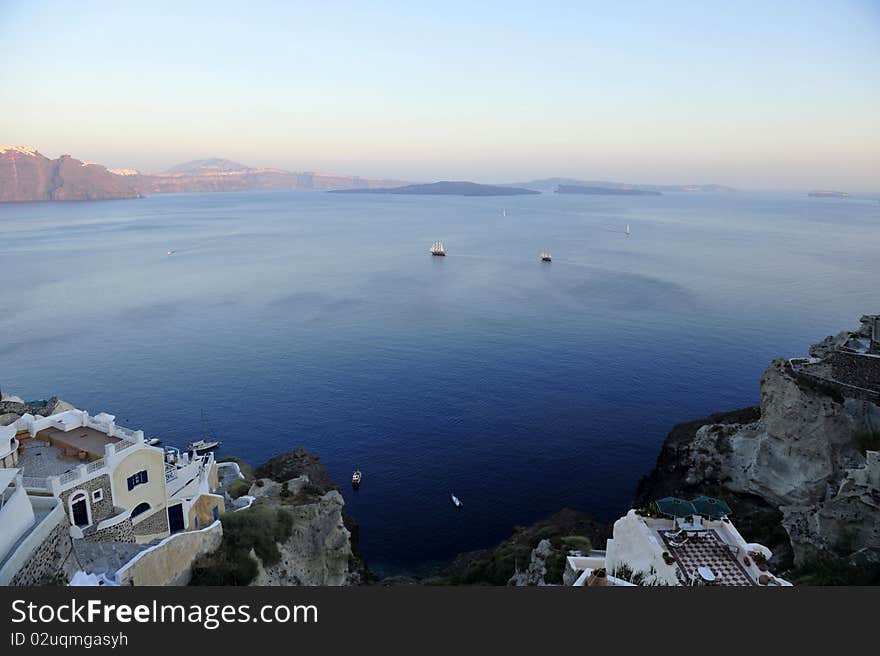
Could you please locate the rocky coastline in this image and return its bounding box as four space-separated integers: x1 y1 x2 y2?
414 314 880 586
5 315 877 586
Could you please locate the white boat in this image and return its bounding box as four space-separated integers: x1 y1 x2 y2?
146 438 161 446
501 209 507 217
167 249 175 256
451 494 463 508
625 224 631 237
187 439 221 453
430 241 447 256
352 470 362 487
540 250 552 262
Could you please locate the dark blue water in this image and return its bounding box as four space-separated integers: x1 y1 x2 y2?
2 190 878 574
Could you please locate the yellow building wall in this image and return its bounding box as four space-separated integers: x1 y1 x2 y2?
187 493 225 531
110 448 167 521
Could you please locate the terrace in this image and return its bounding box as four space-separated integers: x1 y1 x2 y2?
569 498 792 587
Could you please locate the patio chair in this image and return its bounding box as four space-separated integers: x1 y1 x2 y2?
669 537 689 548
664 528 684 539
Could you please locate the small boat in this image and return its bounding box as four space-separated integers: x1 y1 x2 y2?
501 209 507 217
146 438 162 446
451 493 463 508
625 224 631 237
167 249 175 256
352 470 362 487
430 241 447 256
187 439 222 453
540 251 552 262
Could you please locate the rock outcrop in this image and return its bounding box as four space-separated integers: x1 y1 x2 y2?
636 318 880 572
198 448 366 586
0 147 141 201
0 395 75 425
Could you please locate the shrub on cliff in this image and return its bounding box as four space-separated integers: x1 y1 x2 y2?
226 479 251 499
189 504 294 586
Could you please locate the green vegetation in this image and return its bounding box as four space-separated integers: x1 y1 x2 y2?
190 504 294 586
855 428 880 455
790 554 880 586
226 478 251 499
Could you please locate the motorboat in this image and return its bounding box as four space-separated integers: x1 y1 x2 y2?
352 470 362 487
451 493 463 508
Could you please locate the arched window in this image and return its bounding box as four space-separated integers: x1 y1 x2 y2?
131 502 151 519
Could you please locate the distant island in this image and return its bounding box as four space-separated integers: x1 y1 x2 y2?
808 190 849 198
507 177 736 193
555 184 661 196
329 181 540 197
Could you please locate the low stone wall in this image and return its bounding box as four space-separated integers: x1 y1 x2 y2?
116 521 223 586
830 351 880 393
132 507 169 537
1 500 73 586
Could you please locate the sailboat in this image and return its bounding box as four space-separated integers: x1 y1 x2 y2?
189 411 222 453
625 224 631 237
540 250 552 262
430 241 447 256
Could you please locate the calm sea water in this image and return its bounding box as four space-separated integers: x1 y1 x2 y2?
1 189 878 574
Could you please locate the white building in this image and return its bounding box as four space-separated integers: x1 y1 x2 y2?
0 468 69 585
1 406 224 546
566 509 792 587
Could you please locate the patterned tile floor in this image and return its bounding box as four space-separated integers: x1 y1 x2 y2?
660 530 755 586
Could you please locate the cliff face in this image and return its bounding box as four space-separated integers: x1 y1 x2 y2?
199 448 366 586
248 482 364 586
0 147 140 201
637 343 880 569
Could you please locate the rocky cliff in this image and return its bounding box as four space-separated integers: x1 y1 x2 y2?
0 147 407 201
0 147 141 202
636 319 880 578
192 447 366 586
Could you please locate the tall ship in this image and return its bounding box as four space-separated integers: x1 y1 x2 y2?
430 241 447 256
540 250 552 262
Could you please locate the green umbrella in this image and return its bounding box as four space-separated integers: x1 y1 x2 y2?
691 496 732 519
655 497 697 518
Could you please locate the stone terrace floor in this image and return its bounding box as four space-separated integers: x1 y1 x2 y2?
659 529 755 586
17 440 82 478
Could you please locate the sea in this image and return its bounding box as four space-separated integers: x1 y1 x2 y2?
1 189 877 575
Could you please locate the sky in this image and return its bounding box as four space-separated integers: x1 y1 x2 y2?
1 0 879 190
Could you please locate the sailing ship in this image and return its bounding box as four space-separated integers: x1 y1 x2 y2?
187 439 222 453
430 241 447 256
352 470 362 487
625 224 631 237
540 251 552 262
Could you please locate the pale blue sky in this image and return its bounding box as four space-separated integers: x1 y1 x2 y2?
1 0 878 189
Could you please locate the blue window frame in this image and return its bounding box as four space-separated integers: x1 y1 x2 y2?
127 470 148 491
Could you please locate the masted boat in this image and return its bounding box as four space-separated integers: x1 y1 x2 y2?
430 241 447 256
187 439 221 453
540 250 552 262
